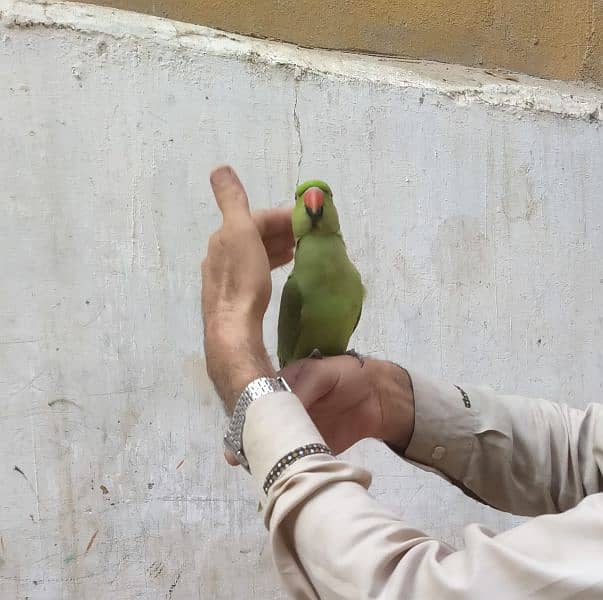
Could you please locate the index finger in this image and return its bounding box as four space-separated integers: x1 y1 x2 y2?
252 207 294 241
210 165 250 222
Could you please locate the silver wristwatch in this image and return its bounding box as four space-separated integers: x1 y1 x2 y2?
224 376 291 471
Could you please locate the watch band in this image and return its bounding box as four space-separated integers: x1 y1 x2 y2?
223 376 291 471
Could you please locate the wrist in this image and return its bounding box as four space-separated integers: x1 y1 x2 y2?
374 361 415 451
204 319 275 412
216 353 276 413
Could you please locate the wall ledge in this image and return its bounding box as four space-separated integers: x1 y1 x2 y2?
2 0 602 123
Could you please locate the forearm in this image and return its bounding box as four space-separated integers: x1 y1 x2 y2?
269 467 603 599
203 319 275 412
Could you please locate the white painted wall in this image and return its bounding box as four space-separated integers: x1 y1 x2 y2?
1 1 602 597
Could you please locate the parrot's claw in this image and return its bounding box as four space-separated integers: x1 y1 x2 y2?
308 348 324 360
345 348 365 367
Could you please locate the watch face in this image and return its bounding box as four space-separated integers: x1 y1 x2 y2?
277 376 292 392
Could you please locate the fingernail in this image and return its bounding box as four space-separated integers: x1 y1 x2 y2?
211 166 235 186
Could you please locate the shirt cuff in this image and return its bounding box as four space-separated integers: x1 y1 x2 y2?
404 370 477 481
242 391 328 496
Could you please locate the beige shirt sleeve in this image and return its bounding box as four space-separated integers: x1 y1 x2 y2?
404 371 603 515
241 373 603 599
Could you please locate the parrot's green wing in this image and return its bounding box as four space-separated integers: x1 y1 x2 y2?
352 302 362 334
353 281 366 333
277 274 303 368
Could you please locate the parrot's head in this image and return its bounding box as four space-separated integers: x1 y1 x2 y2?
292 180 340 239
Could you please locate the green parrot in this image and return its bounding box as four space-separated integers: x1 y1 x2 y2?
277 180 364 368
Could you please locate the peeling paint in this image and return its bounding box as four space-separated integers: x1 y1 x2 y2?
84 529 98 554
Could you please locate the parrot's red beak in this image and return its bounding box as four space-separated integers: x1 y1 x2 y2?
303 187 325 218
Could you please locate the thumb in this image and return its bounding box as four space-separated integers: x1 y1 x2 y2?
210 165 250 222
280 358 339 409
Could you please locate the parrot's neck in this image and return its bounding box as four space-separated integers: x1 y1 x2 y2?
294 231 349 268
295 229 342 244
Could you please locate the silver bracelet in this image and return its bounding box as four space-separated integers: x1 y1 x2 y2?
263 443 333 494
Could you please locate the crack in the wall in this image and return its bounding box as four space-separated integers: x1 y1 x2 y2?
130 194 137 270
293 77 303 185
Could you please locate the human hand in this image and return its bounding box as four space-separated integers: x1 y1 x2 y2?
201 166 294 412
279 356 415 454
252 207 295 270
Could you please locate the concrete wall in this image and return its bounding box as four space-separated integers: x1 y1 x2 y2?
1 1 603 598
73 0 603 86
